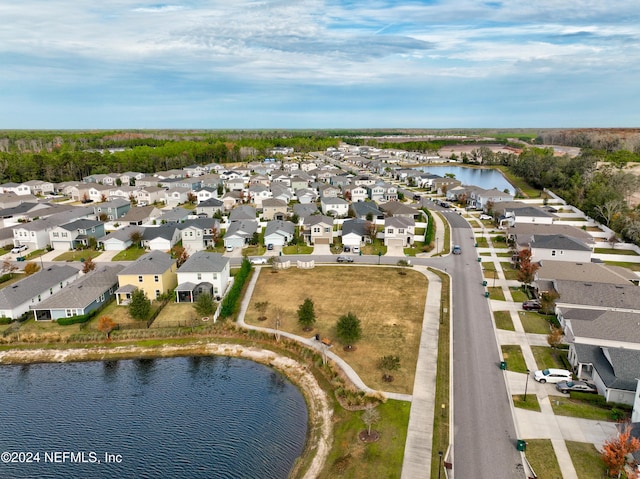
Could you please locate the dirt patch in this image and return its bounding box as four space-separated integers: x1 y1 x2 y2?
0 343 333 479
358 430 381 443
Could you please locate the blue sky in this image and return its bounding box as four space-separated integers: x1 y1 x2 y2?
1 0 639 129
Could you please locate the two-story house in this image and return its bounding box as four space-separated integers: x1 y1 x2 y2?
321 197 349 217
181 219 221 254
49 219 105 250
261 198 288 221
384 216 415 247
175 251 230 303
115 251 178 304
302 215 333 245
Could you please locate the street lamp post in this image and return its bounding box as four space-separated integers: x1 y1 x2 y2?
524 369 530 401
438 451 443 479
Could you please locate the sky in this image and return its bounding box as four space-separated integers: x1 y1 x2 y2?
1 0 639 129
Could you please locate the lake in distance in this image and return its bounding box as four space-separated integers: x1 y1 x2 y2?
0 356 308 479
416 165 515 194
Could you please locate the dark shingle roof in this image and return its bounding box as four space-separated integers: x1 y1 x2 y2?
118 251 175 275
0 265 79 309
531 234 591 252
573 343 640 391
556 280 640 310
178 251 229 273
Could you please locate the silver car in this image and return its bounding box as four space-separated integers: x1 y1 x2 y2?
555 380 598 394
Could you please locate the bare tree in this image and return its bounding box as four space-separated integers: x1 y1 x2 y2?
361 406 381 436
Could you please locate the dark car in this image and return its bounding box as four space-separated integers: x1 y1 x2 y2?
337 256 354 263
555 380 598 394
267 244 274 251
522 300 542 311
452 245 462 255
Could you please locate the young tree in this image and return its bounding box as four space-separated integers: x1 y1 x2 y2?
187 192 197 204
254 301 269 321
129 230 143 248
2 259 18 278
365 221 377 240
171 245 189 267
82 257 96 274
297 298 316 331
601 423 640 478
361 405 381 436
23 262 40 276
194 293 216 318
540 290 559 315
97 316 116 339
516 248 539 287
377 355 401 382
336 312 362 350
547 326 564 349
129 289 151 321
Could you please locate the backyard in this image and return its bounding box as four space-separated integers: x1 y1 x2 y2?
245 266 428 394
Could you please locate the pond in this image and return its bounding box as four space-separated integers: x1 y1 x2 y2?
416 165 515 194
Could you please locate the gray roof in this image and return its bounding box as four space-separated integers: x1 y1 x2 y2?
178 251 229 273
120 206 160 223
225 220 258 238
536 261 633 285
59 218 103 231
118 251 175 275
555 280 640 310
198 197 224 208
562 307 640 344
350 201 383 219
574 343 640 391
321 197 348 206
342 218 368 236
157 207 191 223
303 214 333 227
508 223 594 246
262 198 287 208
511 206 556 219
385 216 415 228
12 207 95 232
229 205 257 221
379 201 419 217
531 234 592 252
31 265 124 310
293 204 318 217
181 218 220 231
264 220 295 237
142 224 182 241
0 265 79 309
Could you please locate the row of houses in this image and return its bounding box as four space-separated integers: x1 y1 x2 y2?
0 251 230 322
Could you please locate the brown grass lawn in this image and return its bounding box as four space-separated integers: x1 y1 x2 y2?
152 302 201 328
246 266 428 394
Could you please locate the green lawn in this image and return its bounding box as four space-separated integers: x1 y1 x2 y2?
501 345 527 373
496 252 513 257
475 237 488 247
282 245 314 254
112 246 147 261
519 311 552 334
525 439 562 479
494 311 515 331
483 262 496 272
549 396 614 421
488 286 505 300
321 399 410 479
603 261 640 272
566 441 607 479
531 346 569 371
500 262 519 280
512 394 541 412
495 166 543 198
362 241 387 256
53 250 102 262
509 287 528 302
594 247 639 256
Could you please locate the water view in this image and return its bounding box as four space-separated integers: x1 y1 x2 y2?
0 356 308 479
416 165 515 194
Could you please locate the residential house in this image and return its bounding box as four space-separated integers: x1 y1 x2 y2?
223 220 259 249
263 220 295 247
98 225 144 251
342 185 368 203
321 197 349 217
329 176 351 188
196 197 224 217
341 219 370 249
225 177 246 192
22 180 55 196
175 251 230 303
87 183 114 203
164 187 192 208
384 217 415 247
529 234 592 263
270 183 292 203
31 265 124 321
120 206 162 226
248 185 272 208
157 207 191 224
196 187 219 204
221 191 242 210
135 186 166 206
12 207 95 250
49 219 105 250
159 177 202 191
119 171 146 186
93 199 131 221
473 188 514 211
142 224 182 251
350 201 383 221
116 251 178 304
154 169 184 180
181 218 221 254
100 174 120 186
1 182 31 196
293 203 318 218
261 198 288 221
430 177 462 195
379 201 420 220
0 265 80 320
318 184 340 198
108 185 137 201
249 174 270 187
302 215 333 245
366 183 386 202
507 224 595 252
495 203 557 228
290 176 309 191
294 188 317 205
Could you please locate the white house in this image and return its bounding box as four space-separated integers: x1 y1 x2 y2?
321 197 349 217
175 251 230 303
384 217 415 247
529 234 592 263
263 220 295 247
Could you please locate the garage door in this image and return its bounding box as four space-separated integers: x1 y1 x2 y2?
386 238 404 247
314 237 331 245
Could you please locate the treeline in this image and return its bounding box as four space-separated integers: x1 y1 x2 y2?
0 132 340 183
538 129 640 154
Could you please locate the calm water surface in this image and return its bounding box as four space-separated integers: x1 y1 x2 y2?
0 356 308 479
416 165 515 194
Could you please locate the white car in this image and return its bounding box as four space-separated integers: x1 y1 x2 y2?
225 245 234 252
533 368 572 384
479 214 492 220
250 257 267 265
11 244 28 254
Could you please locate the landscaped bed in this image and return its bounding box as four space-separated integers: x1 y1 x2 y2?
245 266 428 394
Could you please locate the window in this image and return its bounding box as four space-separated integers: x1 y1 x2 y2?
53 232 59 238
66 309 73 317
38 294 41 302
154 275 159 282
324 227 330 233
197 273 202 280
388 228 394 234
399 229 404 234
155 290 161 299
138 275 143 282
551 250 556 256
49 288 53 295
99 293 105 302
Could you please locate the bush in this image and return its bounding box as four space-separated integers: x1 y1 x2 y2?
571 392 607 405
0 273 12 284
0 317 11 325
220 258 252 319
57 313 93 326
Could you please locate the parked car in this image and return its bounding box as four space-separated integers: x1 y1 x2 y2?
337 256 354 263
522 300 542 311
250 257 268 265
352 245 360 254
11 244 28 254
225 245 234 252
452 245 462 255
555 380 598 394
534 368 572 384
267 244 274 251
343 246 351 253
479 214 492 220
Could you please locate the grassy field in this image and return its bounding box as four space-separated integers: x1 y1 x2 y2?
283 245 314 254
53 250 103 261
501 345 527 373
519 311 552 334
151 302 201 328
320 399 411 479
494 311 515 331
525 439 562 478
475 237 488 248
603 261 640 272
488 286 505 301
594 247 639 255
565 441 607 479
531 346 569 371
512 394 541 412
500 262 520 280
112 246 147 261
245 267 427 394
549 396 615 421
509 287 528 302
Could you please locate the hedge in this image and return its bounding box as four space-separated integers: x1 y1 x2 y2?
0 317 11 325
422 208 435 245
219 258 252 319
0 273 13 284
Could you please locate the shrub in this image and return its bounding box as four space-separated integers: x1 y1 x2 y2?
0 273 12 284
0 317 11 325
220 258 252 319
57 313 92 326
